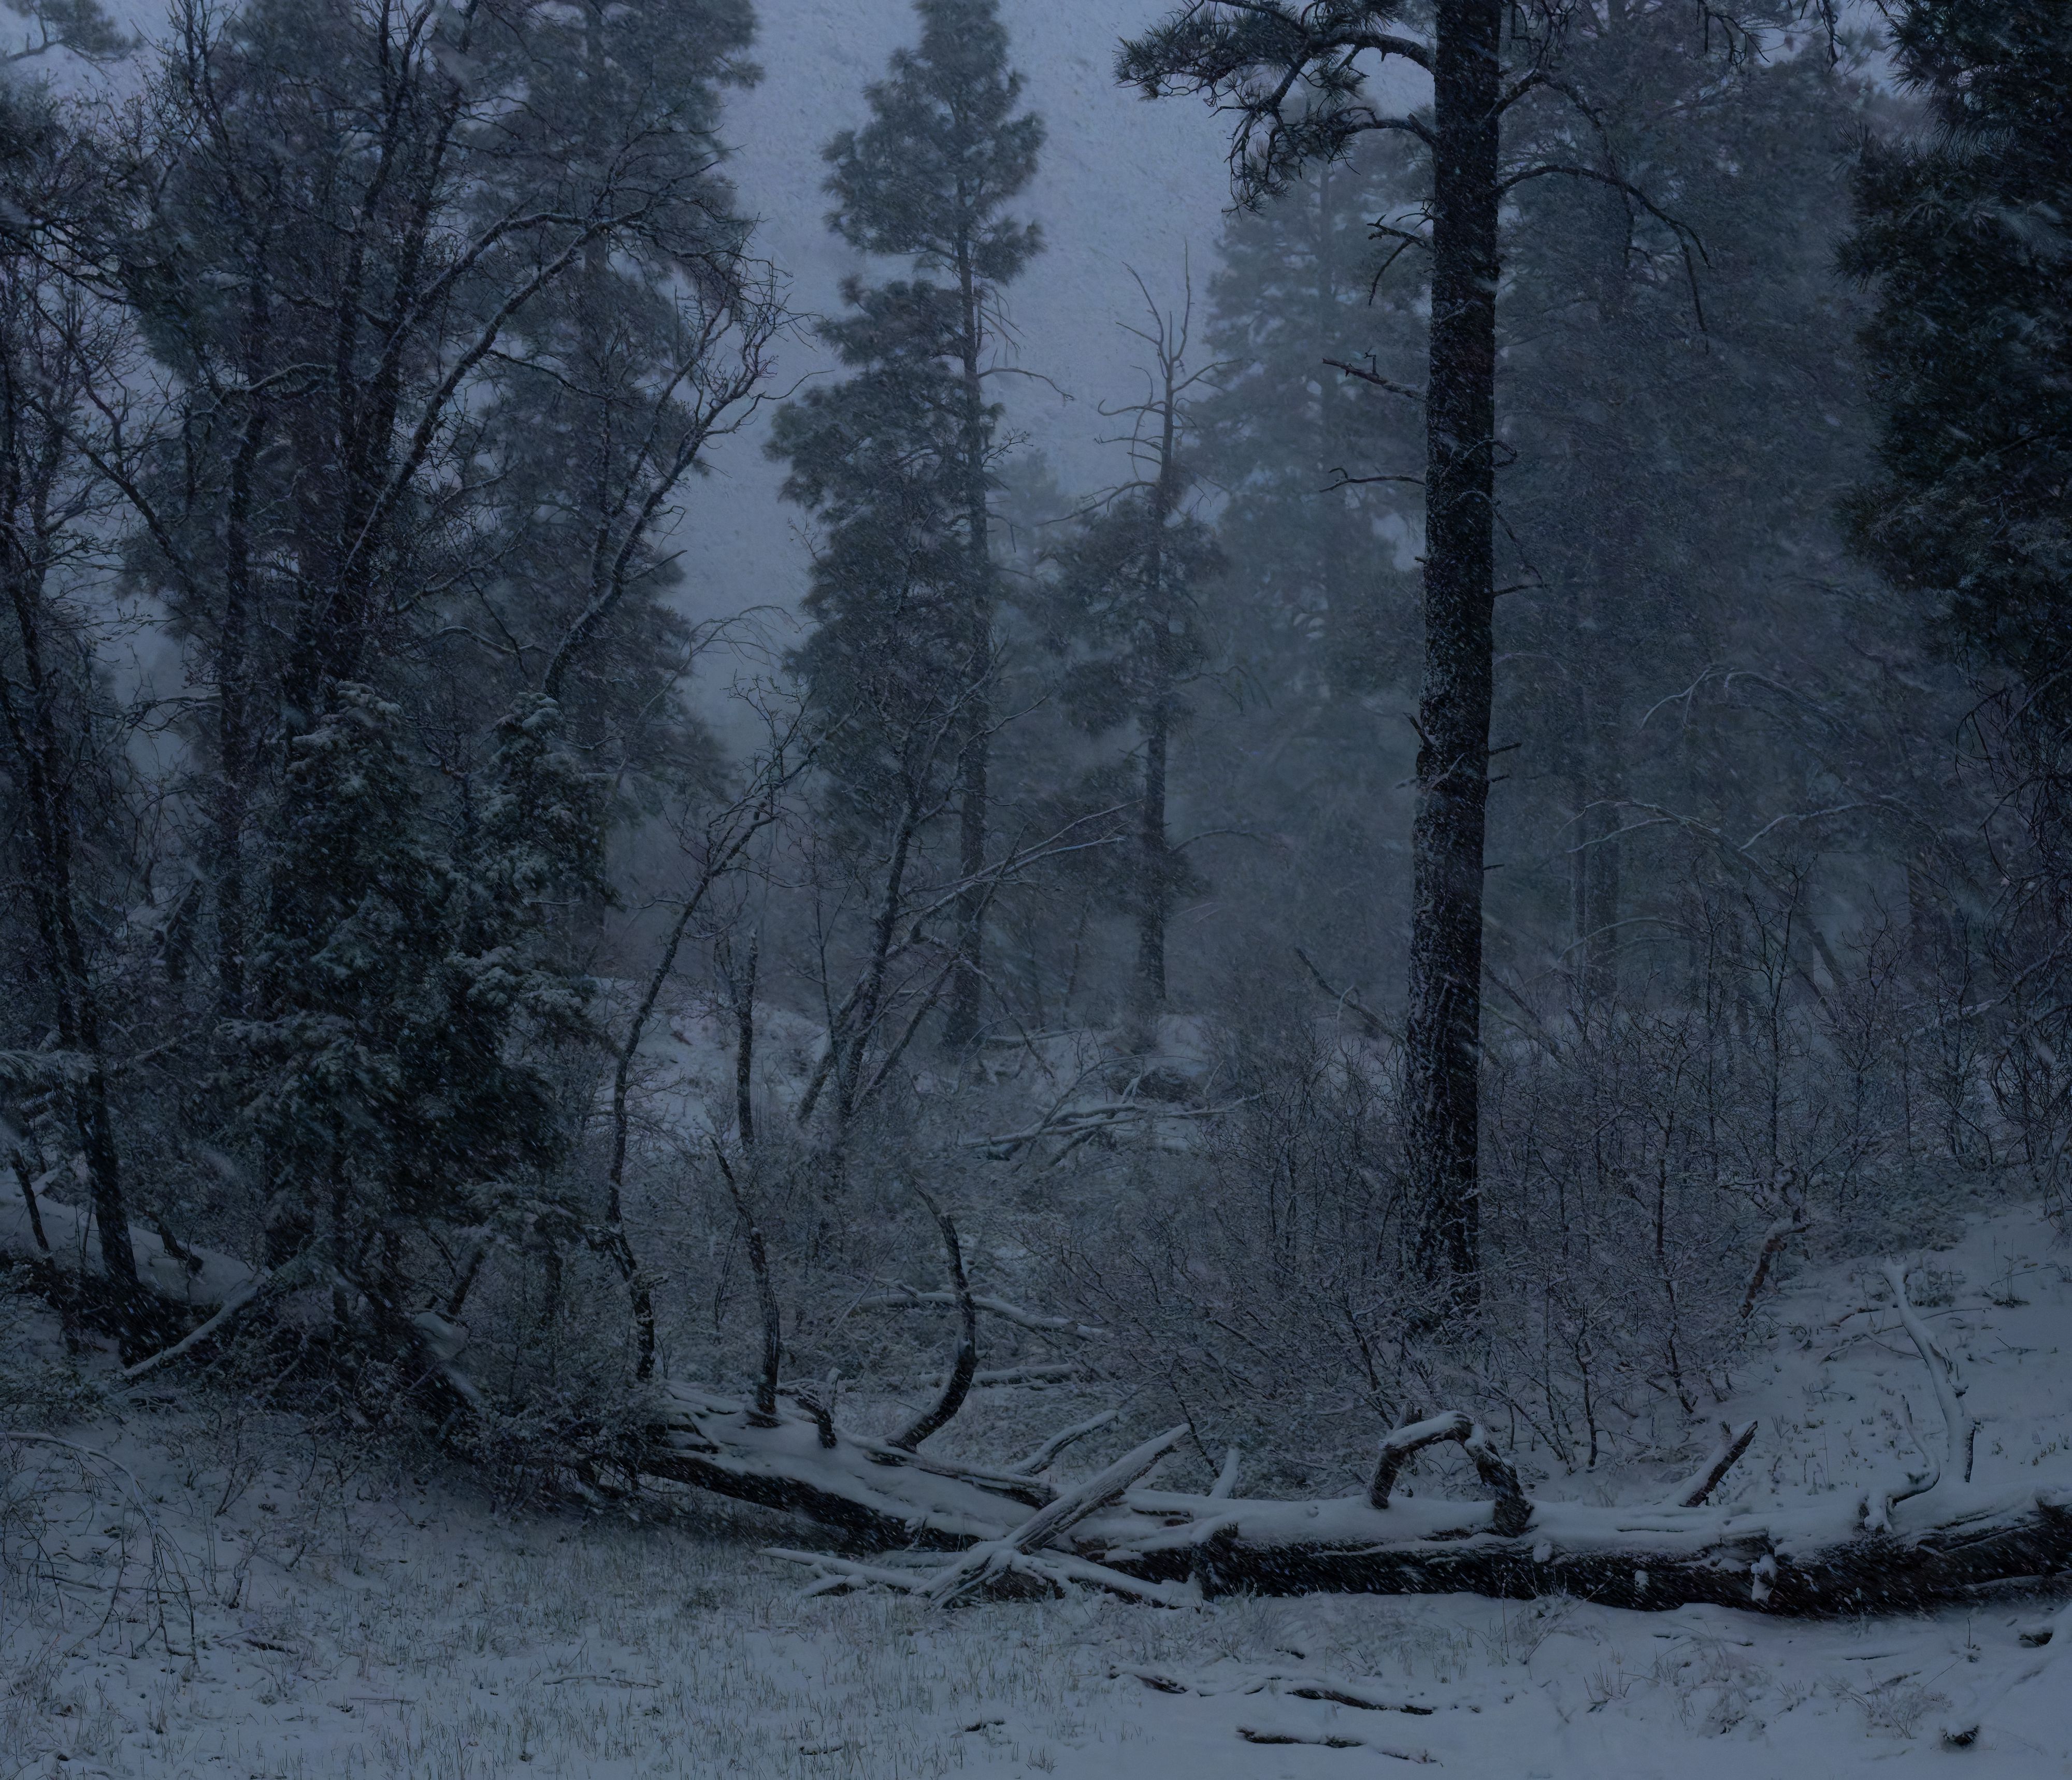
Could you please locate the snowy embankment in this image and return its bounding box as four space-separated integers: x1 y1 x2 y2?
5 1201 2072 1776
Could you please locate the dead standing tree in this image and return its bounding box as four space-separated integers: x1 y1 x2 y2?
600 697 817 1379
1117 0 1717 1311
1049 273 1230 1041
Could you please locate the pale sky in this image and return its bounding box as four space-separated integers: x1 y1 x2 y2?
674 0 1240 662
68 0 1254 719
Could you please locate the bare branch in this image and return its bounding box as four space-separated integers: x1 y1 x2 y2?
1670 1420 1760 1508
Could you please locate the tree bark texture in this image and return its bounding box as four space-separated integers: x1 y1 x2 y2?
1403 0 1503 1309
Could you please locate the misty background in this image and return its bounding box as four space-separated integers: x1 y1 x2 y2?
2 0 2066 1569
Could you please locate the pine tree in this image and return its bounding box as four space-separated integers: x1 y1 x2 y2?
813 0 1043 1050
120 0 760 1021
1188 138 1423 994
1199 137 1422 704
1840 0 2072 701
237 687 600 1325
772 280 976 824
1842 0 2072 1163
467 0 769 791
771 279 988 1156
1121 0 1544 1304
1121 0 1820 1306
2 0 131 65
1494 11 1874 1000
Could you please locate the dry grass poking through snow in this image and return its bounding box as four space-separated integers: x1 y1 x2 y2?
3 1409 1164 1779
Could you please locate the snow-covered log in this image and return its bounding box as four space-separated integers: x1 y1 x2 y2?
637 1357 2072 1617
637 1385 1042 1547
6 1182 484 1419
3 1177 248 1352
652 1262 2072 1618
19 1193 2072 1620
1085 1472 2072 1615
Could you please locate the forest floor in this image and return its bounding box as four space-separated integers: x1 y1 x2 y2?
5 1201 2072 1780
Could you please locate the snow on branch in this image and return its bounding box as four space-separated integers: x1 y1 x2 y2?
965 1097 1251 1165
879 1360 1106 1391
1369 1411 1473 1509
918 1423 1190 1606
851 1283 1107 1341
1009 1408 1123 1477
1666 1419 1759 1508
1369 1411 1530 1537
1880 1259 1976 1489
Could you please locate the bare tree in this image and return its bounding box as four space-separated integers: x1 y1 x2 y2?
1049 274 1229 1039
0 175 143 1340
601 695 815 1379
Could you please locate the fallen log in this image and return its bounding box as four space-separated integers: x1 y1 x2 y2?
646 1377 2072 1614
19 1189 2072 1620
1082 1474 2072 1615
645 1353 2072 1617
672 1261 2072 1618
639 1386 1039 1547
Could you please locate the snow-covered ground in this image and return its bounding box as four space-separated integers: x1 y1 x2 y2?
6 1201 2071 1779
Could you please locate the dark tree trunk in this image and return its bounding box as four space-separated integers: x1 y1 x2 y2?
943 251 994 1051
1132 392 1184 1035
730 931 758 1150
0 409 142 1335
1134 713 1169 1025
1402 0 1503 1311
214 342 268 1021
1314 161 1353 700
1574 685 1624 1006
947 726 989 1045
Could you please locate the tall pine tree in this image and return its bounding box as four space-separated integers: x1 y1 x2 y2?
237 686 601 1325
467 0 767 791
1200 138 1422 706
1188 138 1422 996
1841 0 2071 701
1843 0 2072 1170
813 0 1043 1051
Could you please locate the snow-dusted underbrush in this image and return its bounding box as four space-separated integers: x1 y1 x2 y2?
8 1200 2072 1777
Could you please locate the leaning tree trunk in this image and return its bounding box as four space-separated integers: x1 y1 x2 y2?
1402 0 1503 1312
